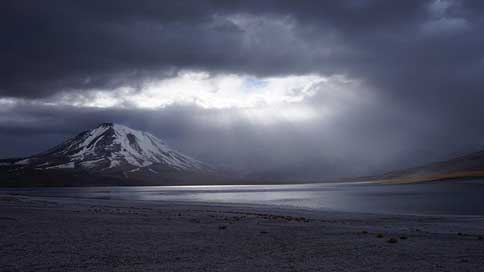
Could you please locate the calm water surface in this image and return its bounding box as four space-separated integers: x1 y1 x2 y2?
2 180 484 216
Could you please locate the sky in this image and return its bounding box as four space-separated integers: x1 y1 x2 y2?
2 0 484 179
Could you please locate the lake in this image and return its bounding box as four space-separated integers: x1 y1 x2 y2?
1 180 484 216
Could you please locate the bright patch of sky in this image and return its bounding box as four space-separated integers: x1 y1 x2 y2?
55 71 327 110
0 71 358 124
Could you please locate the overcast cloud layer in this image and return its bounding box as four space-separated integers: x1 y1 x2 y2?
2 0 484 179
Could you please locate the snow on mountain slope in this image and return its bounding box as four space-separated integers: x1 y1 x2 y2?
11 123 208 173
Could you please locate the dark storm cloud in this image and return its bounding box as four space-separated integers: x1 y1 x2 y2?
2 0 483 113
0 0 428 98
2 0 482 104
2 0 484 178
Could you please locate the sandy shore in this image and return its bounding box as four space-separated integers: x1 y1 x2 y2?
1 195 483 271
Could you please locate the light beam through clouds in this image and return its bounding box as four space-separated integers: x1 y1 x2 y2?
2 0 484 178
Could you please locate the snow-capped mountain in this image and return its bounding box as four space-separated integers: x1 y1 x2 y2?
36 123 206 171
1 123 216 186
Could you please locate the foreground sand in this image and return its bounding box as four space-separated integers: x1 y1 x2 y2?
1 195 483 271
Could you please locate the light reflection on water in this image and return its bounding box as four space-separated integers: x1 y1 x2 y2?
2 180 484 216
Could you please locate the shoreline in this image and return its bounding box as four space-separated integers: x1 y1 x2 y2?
1 195 484 271
4 193 484 219
2 179 483 218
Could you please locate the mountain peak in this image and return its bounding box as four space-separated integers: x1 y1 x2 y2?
97 122 114 128
7 123 209 175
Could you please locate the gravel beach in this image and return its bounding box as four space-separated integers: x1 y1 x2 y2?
1 194 483 271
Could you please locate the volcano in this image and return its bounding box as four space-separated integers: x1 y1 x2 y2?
0 123 219 186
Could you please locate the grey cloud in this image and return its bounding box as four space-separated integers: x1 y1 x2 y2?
0 0 430 98
2 0 484 178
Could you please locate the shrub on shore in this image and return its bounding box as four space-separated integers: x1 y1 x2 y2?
387 238 398 244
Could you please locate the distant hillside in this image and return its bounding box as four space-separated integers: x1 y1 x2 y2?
371 151 484 183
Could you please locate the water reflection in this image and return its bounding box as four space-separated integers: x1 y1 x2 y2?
1 180 484 215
